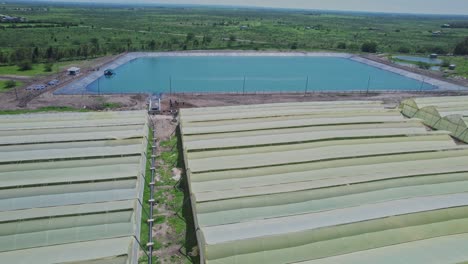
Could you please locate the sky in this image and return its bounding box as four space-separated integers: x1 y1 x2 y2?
37 0 468 15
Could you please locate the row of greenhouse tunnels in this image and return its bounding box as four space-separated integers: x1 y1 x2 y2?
0 96 468 263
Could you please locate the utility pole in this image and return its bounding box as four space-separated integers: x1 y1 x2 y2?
169 75 172 95
366 76 371 96
419 77 425 92
242 75 246 95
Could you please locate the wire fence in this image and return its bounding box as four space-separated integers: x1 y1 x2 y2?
53 74 461 96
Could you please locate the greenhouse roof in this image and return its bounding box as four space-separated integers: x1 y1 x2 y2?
401 96 468 143
180 101 468 264
0 111 148 264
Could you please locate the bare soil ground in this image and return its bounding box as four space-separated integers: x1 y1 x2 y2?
161 91 468 111
3 90 467 114
152 115 178 140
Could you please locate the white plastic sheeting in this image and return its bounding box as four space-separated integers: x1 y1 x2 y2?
180 102 468 264
0 111 148 264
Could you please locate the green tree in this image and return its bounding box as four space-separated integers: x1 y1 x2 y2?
454 37 468 55
229 34 236 42
290 42 298 50
126 39 133 51
361 42 378 53
397 46 410 53
90 38 100 51
186 32 195 42
336 42 347 49
32 47 40 63
148 40 156 50
203 35 213 45
46 46 55 60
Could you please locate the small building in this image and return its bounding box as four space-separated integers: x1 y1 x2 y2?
441 24 451 28
67 67 81 76
449 64 456 70
240 25 249 30
432 31 442 36
429 54 438 59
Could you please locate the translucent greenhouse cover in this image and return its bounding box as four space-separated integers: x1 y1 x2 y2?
401 96 468 143
180 101 468 264
0 111 148 264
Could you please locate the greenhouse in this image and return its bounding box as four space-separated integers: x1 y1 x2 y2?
401 96 468 143
179 101 468 264
0 111 149 264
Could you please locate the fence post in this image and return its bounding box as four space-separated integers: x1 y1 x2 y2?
366 76 371 96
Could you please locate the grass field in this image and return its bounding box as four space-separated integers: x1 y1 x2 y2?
441 56 468 78
0 64 54 76
0 60 87 76
0 80 23 92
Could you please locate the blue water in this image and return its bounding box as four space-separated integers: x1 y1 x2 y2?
394 55 442 65
86 56 436 94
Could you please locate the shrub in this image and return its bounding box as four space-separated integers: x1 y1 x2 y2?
428 46 447 55
17 60 32 71
361 42 378 53
441 59 451 68
397 46 411 53
44 63 54 72
454 37 468 55
348 44 360 51
336 42 347 49
4 80 16 88
290 42 298 50
417 61 431 69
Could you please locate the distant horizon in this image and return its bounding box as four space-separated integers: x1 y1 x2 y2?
10 0 468 16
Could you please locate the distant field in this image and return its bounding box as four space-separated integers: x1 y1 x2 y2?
0 2 467 76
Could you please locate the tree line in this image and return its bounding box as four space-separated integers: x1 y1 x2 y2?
0 34 466 71
0 34 216 69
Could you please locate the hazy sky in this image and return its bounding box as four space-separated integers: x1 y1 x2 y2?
43 0 468 15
